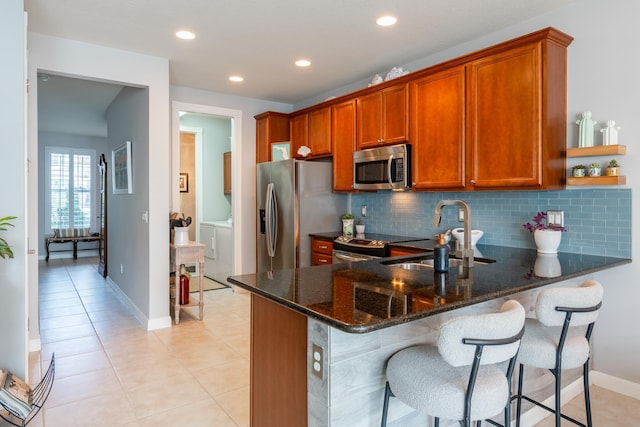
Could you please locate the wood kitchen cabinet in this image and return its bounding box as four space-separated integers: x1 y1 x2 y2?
251 294 307 426
389 246 426 257
291 107 332 159
465 30 571 190
223 151 231 195
311 237 333 266
255 111 290 163
356 83 408 149
411 66 466 190
332 99 357 192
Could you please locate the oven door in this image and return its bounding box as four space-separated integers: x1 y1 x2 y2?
332 249 379 264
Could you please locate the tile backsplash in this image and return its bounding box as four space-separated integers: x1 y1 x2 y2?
351 189 631 258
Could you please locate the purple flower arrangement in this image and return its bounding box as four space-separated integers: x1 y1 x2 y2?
522 211 567 232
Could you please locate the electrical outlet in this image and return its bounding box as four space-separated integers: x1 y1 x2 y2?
361 205 367 217
312 343 323 379
458 208 465 222
547 210 564 228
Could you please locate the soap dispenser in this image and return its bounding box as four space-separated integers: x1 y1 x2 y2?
433 233 450 273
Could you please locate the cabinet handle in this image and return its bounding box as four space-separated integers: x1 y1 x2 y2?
318 259 328 263
318 245 328 249
470 179 476 185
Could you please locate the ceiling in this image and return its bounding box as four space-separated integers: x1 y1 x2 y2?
26 0 576 136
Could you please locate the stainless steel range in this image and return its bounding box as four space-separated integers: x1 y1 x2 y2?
332 234 425 263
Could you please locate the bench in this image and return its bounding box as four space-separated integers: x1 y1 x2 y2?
45 228 102 262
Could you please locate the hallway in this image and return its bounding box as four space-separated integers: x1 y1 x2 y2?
30 257 250 426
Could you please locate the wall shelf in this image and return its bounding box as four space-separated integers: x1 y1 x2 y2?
567 145 626 157
567 176 626 186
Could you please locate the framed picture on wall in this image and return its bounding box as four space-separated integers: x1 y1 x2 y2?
112 141 132 194
271 142 290 161
179 173 189 192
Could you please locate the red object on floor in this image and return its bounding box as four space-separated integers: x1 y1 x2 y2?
179 273 190 305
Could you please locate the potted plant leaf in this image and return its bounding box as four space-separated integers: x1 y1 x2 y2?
0 216 16 259
605 159 620 176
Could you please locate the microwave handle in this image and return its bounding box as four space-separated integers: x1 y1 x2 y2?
387 154 394 186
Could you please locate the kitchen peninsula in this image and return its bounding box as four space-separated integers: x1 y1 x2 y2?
228 245 629 426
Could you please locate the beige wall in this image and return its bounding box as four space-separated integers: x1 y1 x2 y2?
179 131 196 241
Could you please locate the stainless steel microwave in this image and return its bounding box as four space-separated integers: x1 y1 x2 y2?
353 144 411 190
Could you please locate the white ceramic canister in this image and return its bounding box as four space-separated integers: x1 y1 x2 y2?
173 227 189 245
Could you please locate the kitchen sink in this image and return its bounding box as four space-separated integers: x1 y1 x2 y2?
384 256 494 271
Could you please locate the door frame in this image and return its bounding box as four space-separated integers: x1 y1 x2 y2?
171 101 242 277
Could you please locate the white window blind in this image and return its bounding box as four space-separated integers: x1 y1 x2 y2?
45 147 96 232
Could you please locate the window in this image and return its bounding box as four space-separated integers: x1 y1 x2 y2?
45 147 96 233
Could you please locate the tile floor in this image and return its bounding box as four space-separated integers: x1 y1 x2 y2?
6 257 638 426
26 257 250 426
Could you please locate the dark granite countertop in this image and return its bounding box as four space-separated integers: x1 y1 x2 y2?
228 243 630 333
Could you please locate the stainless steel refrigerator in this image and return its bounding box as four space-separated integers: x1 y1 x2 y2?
257 159 347 272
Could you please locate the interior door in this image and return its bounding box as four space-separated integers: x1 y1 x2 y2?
98 153 108 277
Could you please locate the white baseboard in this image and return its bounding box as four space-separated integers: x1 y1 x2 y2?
517 370 640 426
591 370 640 400
105 277 171 331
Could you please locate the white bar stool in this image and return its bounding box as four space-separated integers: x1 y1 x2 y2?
513 279 603 427
381 300 526 427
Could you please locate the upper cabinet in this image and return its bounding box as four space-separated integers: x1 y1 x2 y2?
291 106 332 159
411 66 466 190
255 111 290 164
465 29 572 190
332 99 357 192
255 28 572 192
356 84 408 149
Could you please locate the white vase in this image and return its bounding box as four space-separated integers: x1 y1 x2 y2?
533 229 562 254
173 226 189 245
356 224 365 234
534 253 562 278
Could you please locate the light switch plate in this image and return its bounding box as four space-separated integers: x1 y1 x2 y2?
547 210 564 228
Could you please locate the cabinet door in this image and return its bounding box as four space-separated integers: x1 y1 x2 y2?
467 43 542 189
356 84 408 149
332 99 356 191
290 113 308 158
308 107 332 156
411 67 465 190
380 84 409 145
223 152 231 195
356 91 382 149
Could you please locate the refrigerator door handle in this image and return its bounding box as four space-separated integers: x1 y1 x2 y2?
265 183 278 258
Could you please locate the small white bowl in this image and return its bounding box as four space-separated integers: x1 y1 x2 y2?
451 228 483 247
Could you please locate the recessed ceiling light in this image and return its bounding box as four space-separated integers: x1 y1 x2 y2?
295 59 311 67
376 15 397 27
175 30 195 40
229 75 244 82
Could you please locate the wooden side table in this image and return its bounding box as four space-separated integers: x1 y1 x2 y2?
170 241 205 324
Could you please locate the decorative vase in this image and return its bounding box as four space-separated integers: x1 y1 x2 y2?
534 254 562 278
606 166 620 176
342 219 354 237
588 167 601 177
533 229 562 254
173 226 189 245
572 168 586 177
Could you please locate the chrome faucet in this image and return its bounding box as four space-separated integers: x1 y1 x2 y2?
433 200 474 268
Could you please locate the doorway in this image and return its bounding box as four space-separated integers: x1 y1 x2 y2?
171 102 242 281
